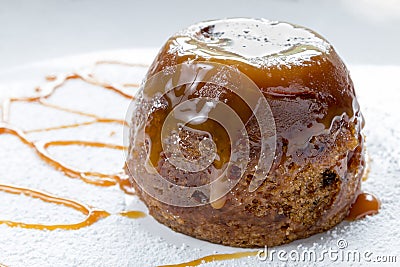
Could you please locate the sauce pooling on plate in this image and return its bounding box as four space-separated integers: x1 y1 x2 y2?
346 192 381 221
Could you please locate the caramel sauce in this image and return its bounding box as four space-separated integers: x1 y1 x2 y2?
346 192 380 221
119 210 146 219
158 251 257 267
25 118 122 134
0 184 110 230
0 61 145 234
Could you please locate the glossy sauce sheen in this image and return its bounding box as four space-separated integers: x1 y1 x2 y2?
0 54 379 266
346 192 380 221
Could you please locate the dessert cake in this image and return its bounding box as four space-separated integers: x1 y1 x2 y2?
126 18 367 247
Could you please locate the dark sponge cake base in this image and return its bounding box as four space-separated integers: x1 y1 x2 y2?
126 18 365 248
129 119 364 248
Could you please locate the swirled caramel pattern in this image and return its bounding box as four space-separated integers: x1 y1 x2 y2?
0 61 144 230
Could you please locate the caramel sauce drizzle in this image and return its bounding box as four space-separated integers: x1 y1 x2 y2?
38 98 125 124
158 251 258 267
119 210 146 219
0 61 145 235
95 60 149 68
25 118 122 134
0 183 110 230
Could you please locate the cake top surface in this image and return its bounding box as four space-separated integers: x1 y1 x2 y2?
174 18 332 67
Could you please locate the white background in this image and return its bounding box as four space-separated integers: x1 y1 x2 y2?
1 0 400 70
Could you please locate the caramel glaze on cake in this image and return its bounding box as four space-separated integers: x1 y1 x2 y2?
126 18 365 247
